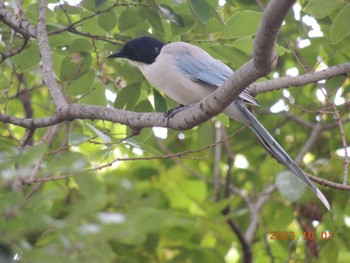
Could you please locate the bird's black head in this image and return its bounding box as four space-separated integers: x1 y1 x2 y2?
108 36 164 64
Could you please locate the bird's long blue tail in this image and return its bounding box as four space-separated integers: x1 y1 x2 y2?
229 101 330 210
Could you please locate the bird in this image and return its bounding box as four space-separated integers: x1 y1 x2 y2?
108 36 330 210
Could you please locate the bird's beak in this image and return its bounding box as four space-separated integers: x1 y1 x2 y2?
107 51 124 58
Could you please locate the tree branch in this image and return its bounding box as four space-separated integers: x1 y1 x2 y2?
37 0 67 109
214 122 223 201
253 0 294 68
284 111 314 128
249 62 350 96
0 35 29 63
0 3 37 38
295 122 323 164
307 173 350 190
244 184 276 244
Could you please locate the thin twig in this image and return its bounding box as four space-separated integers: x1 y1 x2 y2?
214 121 223 201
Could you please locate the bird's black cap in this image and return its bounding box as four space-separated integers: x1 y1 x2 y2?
108 36 164 64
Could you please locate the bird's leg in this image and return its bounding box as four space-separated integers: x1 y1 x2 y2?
163 104 193 120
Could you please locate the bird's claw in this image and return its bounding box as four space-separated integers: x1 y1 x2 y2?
163 104 192 123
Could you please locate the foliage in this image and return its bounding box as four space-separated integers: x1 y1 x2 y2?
0 0 350 262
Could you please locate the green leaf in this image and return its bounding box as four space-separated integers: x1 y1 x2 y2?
214 113 230 127
57 3 81 15
18 143 48 167
275 171 306 202
131 100 154 143
108 60 145 83
227 10 262 38
80 0 97 12
69 174 108 218
133 99 154 113
320 239 339 263
114 83 141 110
275 44 290 56
79 83 107 106
189 0 211 24
143 8 164 33
129 207 168 232
0 73 9 88
231 37 254 54
209 45 248 69
59 52 92 81
135 143 164 156
118 7 145 32
164 177 207 213
153 89 167 112
123 137 141 149
80 13 104 35
198 121 214 148
86 122 112 144
13 44 41 73
113 207 170 245
263 201 294 229
232 37 290 57
49 32 74 48
69 38 93 53
207 0 226 28
69 132 90 146
66 69 96 96
170 13 195 35
325 75 346 90
304 0 344 19
95 0 107 8
159 4 184 27
26 3 55 24
47 151 89 173
74 173 105 198
98 10 117 31
330 3 350 44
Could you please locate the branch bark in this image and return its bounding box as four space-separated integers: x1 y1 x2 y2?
249 62 350 96
37 0 67 109
0 2 37 38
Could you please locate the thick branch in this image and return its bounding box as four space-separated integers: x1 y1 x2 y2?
37 0 67 109
0 4 37 37
0 105 166 129
253 0 295 69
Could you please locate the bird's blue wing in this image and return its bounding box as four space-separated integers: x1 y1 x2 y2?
178 55 232 87
176 53 260 106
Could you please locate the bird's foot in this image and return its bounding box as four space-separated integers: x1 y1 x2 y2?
163 104 192 123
